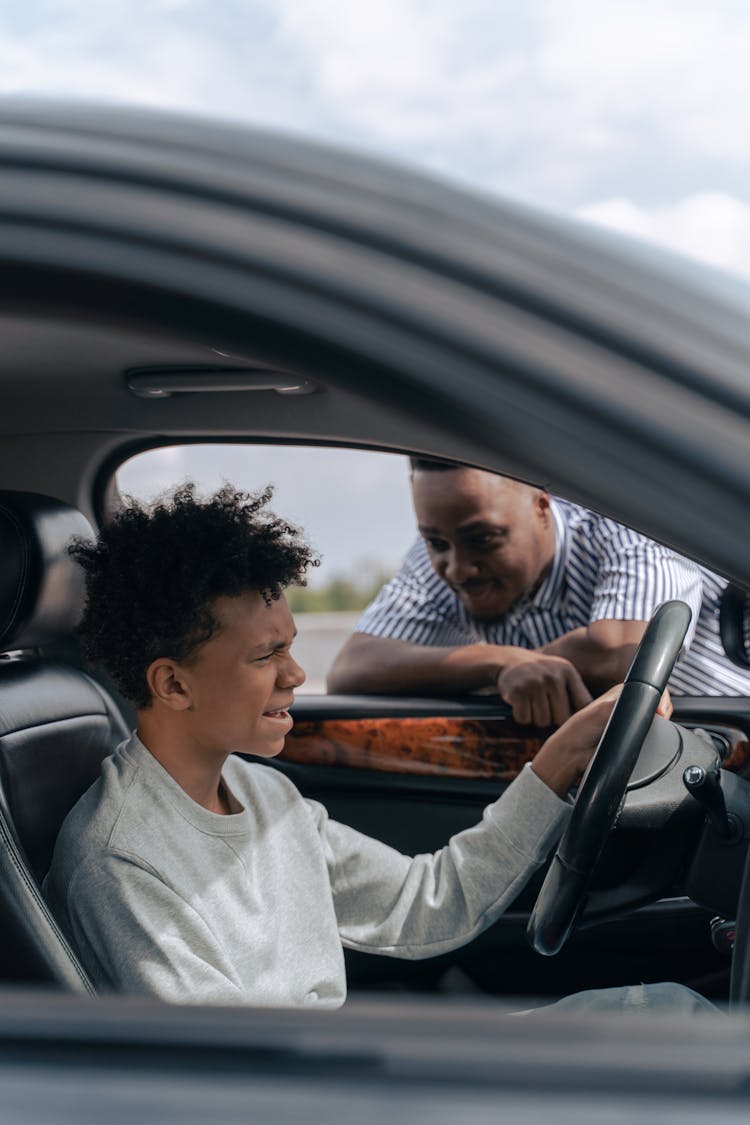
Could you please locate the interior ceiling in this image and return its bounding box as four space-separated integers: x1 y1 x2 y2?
1 314 223 379
0 310 514 510
0 310 321 430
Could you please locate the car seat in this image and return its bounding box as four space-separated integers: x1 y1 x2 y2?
0 491 128 992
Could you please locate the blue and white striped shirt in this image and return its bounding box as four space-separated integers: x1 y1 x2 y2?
356 499 750 697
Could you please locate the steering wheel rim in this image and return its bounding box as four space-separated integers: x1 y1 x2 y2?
527 600 692 957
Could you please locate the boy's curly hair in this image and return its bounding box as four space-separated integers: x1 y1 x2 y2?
70 482 318 708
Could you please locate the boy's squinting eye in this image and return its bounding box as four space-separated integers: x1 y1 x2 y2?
253 644 293 665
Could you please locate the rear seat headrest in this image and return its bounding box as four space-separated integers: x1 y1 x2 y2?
0 492 95 651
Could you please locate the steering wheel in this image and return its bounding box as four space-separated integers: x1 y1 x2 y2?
527 600 692 957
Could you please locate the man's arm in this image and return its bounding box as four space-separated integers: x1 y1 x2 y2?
327 631 591 726
541 619 649 696
328 632 507 695
547 514 704 693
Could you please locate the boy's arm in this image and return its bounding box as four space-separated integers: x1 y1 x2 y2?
68 856 245 1004
318 690 621 959
320 763 569 960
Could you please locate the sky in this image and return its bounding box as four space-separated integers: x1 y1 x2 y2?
117 444 416 589
5 0 750 580
2 0 750 278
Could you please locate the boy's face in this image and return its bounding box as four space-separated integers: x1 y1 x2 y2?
178 590 305 758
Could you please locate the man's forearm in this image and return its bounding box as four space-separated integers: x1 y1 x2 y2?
327 633 515 696
541 621 647 693
327 622 644 704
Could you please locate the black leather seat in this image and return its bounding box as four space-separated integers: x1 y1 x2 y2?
0 491 129 992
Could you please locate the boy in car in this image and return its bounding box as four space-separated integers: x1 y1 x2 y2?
44 483 676 1009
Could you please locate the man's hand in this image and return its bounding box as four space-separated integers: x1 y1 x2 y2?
530 684 622 796
530 684 674 797
496 649 592 727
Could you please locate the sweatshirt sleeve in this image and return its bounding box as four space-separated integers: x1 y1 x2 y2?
67 853 245 1005
308 763 570 959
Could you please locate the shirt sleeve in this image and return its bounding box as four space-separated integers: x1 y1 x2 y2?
586 517 702 647
355 538 475 646
67 854 245 1005
307 764 570 959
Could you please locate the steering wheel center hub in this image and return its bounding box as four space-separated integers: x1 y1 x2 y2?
626 718 683 790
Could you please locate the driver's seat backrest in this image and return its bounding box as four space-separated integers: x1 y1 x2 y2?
0 491 129 993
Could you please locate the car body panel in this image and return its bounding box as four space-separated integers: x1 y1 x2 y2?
0 102 748 575
0 990 747 1123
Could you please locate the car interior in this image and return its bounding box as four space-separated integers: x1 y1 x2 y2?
2 104 750 1018
0 441 748 1006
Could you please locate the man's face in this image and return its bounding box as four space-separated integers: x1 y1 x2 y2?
411 469 556 620
178 590 305 758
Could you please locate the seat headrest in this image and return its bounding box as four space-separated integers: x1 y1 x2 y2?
0 492 95 652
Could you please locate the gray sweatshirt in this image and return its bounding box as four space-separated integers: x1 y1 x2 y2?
43 732 570 1008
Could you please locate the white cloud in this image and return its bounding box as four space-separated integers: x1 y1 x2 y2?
270 0 535 144
268 0 750 203
537 0 750 164
0 8 216 109
0 1 311 126
578 192 750 281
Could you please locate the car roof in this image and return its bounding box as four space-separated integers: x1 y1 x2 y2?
0 99 749 580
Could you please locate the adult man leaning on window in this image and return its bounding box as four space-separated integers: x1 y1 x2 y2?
327 461 750 725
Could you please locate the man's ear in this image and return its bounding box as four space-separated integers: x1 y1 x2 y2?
534 489 552 524
146 659 193 711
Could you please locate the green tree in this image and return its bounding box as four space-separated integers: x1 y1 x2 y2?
287 565 394 613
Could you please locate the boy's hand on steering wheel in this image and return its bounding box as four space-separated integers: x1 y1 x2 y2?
530 684 673 798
